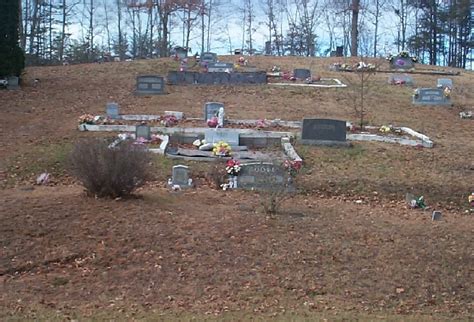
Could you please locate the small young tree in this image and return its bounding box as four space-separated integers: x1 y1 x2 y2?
0 0 25 77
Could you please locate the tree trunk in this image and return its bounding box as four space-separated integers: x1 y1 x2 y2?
350 0 359 57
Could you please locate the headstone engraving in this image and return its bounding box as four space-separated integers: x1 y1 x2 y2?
437 78 453 89
204 129 239 146
390 56 415 70
294 69 311 79
135 124 151 140
172 165 191 187
388 74 414 86
300 118 348 146
237 162 288 191
204 102 224 121
136 75 165 95
207 62 234 73
413 88 451 106
106 102 120 119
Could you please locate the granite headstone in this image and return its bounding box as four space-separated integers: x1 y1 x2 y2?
300 118 348 146
136 75 165 95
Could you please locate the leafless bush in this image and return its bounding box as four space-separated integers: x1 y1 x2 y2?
69 139 151 198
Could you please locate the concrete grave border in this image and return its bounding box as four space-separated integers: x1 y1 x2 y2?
269 78 347 88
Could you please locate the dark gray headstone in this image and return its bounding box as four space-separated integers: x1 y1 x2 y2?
390 56 415 70
432 211 442 221
336 46 344 57
6 76 19 90
136 75 165 95
135 124 151 140
172 165 191 187
300 118 347 146
237 162 288 191
294 69 311 79
437 78 453 89
201 52 218 64
204 102 224 121
106 102 119 119
388 74 414 86
207 62 234 73
412 88 451 106
265 41 271 55
175 47 187 59
204 129 239 146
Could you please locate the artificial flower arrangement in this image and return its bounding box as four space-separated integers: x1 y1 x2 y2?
213 141 232 157
78 114 95 124
271 65 281 73
413 89 419 99
283 159 302 177
161 114 178 127
443 87 451 98
386 51 418 63
225 159 241 176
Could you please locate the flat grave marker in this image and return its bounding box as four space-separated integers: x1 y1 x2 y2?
413 88 451 106
204 129 239 146
300 118 348 146
437 78 453 89
294 68 311 79
136 75 165 95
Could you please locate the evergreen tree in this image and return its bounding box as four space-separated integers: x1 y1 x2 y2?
0 0 25 76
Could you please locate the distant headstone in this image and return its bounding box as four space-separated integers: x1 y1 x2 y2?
335 46 344 57
172 165 192 187
6 76 19 90
201 52 217 65
106 102 120 119
207 62 234 73
136 75 165 95
237 162 288 191
204 129 239 146
294 69 311 79
300 118 348 146
388 74 414 86
432 211 442 221
135 124 151 140
437 78 453 89
234 49 242 55
265 41 271 55
204 102 224 121
390 56 414 70
174 47 187 59
413 88 451 106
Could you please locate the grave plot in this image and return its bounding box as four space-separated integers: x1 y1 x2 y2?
412 88 451 106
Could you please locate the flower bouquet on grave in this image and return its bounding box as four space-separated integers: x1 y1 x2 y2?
207 116 218 127
225 159 241 176
443 87 451 98
413 89 419 99
78 113 95 125
213 141 232 157
283 159 302 178
161 114 178 127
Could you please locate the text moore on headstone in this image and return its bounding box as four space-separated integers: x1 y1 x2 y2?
388 74 414 86
106 102 120 119
136 75 165 95
413 88 451 106
207 62 234 73
204 129 239 146
172 165 191 187
300 118 347 146
135 124 151 140
437 78 453 89
237 162 288 191
390 56 415 70
204 102 224 121
293 68 311 79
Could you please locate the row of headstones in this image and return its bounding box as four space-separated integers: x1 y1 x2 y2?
171 162 289 191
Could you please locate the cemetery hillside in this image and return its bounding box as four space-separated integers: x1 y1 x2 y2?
1 56 473 320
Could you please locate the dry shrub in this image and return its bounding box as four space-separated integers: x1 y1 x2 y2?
69 139 151 198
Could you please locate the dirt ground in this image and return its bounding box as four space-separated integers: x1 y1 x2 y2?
0 56 473 319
